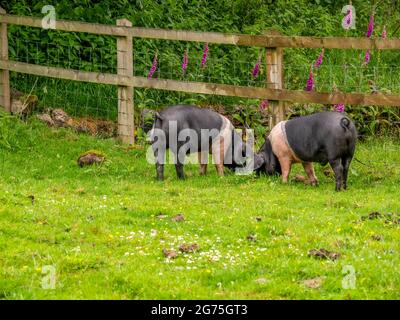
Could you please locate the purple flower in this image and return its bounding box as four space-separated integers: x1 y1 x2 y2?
364 49 371 65
381 25 387 39
259 99 269 111
201 43 209 68
344 8 353 30
334 103 345 113
182 49 189 74
366 14 374 38
252 55 261 78
314 49 325 69
305 66 314 92
147 53 158 79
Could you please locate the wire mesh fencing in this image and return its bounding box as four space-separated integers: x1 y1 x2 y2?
5 26 400 139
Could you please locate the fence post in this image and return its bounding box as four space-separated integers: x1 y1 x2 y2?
265 31 285 128
116 19 134 144
0 7 10 112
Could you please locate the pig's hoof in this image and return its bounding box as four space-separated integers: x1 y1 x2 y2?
294 174 306 183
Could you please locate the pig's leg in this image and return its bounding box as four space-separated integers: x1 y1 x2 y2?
279 157 292 183
212 136 225 176
215 163 224 176
174 145 185 180
329 158 343 191
198 151 208 176
175 159 185 180
342 156 353 190
154 146 165 181
156 163 164 181
302 162 318 186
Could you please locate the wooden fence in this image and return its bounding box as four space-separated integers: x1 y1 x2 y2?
1 10 400 144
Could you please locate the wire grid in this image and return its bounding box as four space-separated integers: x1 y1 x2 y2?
10 39 118 73
134 40 272 87
284 48 400 94
6 30 400 135
10 73 118 120
8 28 119 120
136 54 271 87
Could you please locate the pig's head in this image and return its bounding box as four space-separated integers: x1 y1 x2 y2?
228 134 276 174
253 138 281 176
223 131 259 171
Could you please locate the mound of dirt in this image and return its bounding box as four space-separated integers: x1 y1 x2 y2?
37 108 117 138
179 243 200 253
162 249 178 259
77 150 106 167
361 212 400 224
172 214 185 222
308 248 341 260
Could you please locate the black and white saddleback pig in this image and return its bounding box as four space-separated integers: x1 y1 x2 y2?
254 112 357 191
150 105 252 180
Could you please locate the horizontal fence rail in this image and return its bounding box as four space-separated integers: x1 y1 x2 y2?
1 14 400 50
2 60 400 107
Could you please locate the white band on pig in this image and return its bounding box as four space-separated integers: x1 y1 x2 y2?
280 121 293 153
211 115 233 165
268 120 301 162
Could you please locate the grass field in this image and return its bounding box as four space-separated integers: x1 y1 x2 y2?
1 114 400 300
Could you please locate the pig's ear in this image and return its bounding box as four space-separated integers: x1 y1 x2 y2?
252 153 265 171
155 112 164 121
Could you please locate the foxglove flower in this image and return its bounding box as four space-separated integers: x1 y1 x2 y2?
259 99 269 111
252 55 261 78
201 43 209 68
148 53 158 79
182 49 189 74
366 14 374 38
305 66 314 92
364 49 371 65
381 25 387 39
314 49 325 69
334 103 345 113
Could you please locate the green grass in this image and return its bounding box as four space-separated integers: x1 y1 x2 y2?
1 115 400 300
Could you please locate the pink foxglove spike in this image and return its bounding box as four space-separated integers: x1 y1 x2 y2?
147 53 158 79
364 49 371 66
305 66 314 92
182 49 189 74
366 14 374 38
201 43 209 68
381 25 387 39
252 54 262 78
259 99 269 111
314 49 325 69
334 103 345 113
